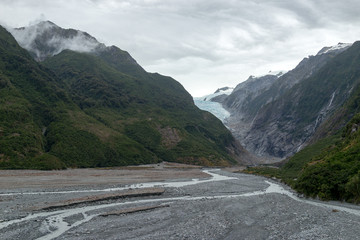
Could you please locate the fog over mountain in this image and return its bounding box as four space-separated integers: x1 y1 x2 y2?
9 21 103 61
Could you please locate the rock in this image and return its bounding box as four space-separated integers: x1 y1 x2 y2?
222 43 353 162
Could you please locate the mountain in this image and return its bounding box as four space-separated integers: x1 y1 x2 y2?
0 22 250 169
224 71 284 117
246 42 360 202
287 113 360 203
0 24 73 169
249 84 360 203
283 42 360 202
10 21 147 78
221 43 352 160
193 87 256 164
208 87 234 102
9 21 103 61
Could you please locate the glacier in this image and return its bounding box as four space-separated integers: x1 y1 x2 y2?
193 88 233 123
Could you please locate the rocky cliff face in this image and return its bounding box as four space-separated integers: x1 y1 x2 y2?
223 73 281 121
222 43 355 161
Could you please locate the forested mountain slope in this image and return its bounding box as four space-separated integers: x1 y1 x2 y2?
0 23 251 169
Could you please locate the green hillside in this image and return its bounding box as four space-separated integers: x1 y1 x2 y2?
0 25 242 169
294 117 360 202
247 120 360 203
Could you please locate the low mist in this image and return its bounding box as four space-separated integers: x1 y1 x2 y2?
9 21 102 61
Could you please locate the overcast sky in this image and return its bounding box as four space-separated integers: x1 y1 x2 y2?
1 0 360 97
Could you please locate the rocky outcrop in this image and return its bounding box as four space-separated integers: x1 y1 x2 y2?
224 74 280 115
158 126 182 149
223 43 355 161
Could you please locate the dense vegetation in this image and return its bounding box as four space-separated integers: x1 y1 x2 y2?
247 116 360 203
246 105 360 201
0 25 240 169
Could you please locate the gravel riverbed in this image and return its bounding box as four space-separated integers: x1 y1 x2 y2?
1 164 360 240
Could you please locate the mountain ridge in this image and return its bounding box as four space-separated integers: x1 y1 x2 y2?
242 42 360 202
0 22 251 169
220 42 353 160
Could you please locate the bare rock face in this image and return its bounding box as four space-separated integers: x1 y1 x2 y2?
158 126 182 149
222 43 355 161
224 74 280 121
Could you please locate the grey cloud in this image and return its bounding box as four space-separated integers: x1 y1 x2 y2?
9 21 54 50
1 0 360 96
46 33 101 54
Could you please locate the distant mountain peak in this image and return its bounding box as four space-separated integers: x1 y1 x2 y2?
197 87 234 102
35 20 57 27
317 42 352 55
8 21 148 80
214 87 233 94
9 21 105 61
251 70 286 80
15 20 57 30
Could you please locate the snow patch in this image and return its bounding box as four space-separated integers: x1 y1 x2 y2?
317 43 352 55
252 70 287 79
198 87 234 102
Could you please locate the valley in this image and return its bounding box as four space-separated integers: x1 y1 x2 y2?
1 1 360 239
200 42 357 161
1 18 360 238
1 166 360 239
195 42 360 203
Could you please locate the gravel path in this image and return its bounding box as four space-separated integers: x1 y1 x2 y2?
1 168 360 240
